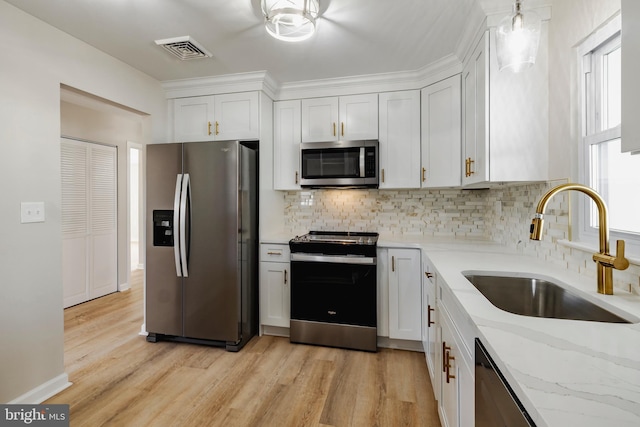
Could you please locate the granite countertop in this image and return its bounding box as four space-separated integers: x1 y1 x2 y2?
422 244 640 427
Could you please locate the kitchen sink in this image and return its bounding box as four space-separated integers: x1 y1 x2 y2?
464 274 631 323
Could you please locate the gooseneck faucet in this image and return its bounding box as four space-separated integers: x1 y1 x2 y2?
530 183 629 295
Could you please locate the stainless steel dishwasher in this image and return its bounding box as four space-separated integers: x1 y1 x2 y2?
475 338 536 426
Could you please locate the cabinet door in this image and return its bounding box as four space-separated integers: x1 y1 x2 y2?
422 76 462 188
214 92 259 140
274 100 301 190
440 303 475 427
301 97 339 142
339 93 379 140
259 261 290 328
174 96 215 142
462 32 489 186
388 248 422 340
379 90 421 189
423 267 439 399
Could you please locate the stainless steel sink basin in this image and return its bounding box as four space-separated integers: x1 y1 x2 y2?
464 274 630 323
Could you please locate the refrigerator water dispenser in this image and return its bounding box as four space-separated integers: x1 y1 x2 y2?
153 210 174 246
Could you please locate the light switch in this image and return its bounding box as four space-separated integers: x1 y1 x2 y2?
21 202 45 223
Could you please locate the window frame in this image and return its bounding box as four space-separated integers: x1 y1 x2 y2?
577 13 640 256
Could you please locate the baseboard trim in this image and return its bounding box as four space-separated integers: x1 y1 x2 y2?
8 373 72 404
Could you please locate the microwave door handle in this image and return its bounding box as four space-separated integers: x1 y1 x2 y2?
173 174 183 277
359 147 365 177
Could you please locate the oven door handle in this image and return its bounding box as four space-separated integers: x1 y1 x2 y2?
291 253 376 265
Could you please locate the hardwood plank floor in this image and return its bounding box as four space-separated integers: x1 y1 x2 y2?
46 270 441 426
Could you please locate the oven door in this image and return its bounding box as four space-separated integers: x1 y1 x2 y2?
290 254 377 327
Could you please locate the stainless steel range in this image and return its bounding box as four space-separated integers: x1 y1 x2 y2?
289 231 378 352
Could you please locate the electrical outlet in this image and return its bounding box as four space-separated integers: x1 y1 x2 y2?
21 202 45 223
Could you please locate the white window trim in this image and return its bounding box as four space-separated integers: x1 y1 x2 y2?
575 12 640 260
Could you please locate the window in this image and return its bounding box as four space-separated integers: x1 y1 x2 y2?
579 14 640 254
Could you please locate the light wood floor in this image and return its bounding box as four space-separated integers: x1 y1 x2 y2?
46 270 440 426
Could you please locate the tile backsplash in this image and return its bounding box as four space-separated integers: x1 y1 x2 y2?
283 181 640 294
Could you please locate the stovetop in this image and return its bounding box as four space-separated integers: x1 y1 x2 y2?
291 231 378 245
289 231 379 257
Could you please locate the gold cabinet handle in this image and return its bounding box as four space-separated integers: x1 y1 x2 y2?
391 255 395 272
284 269 288 285
465 157 475 177
207 121 212 136
295 171 299 184
427 305 435 327
266 251 282 256
443 342 456 383
333 122 336 136
422 167 426 183
381 168 385 183
215 121 219 135
341 122 345 136
425 272 434 279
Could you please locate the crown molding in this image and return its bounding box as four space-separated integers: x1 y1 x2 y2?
276 55 463 100
161 70 279 99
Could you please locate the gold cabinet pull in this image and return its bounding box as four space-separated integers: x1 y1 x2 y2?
422 167 426 182
215 121 219 135
266 251 282 256
381 168 385 183
443 343 456 383
295 171 299 184
333 122 336 136
465 157 475 177
284 269 288 285
207 121 212 136
427 305 435 327
341 122 345 136
425 272 434 279
391 255 395 272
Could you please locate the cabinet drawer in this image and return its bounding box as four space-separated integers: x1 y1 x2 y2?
260 244 290 262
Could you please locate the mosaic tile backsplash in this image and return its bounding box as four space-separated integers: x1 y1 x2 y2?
283 181 640 294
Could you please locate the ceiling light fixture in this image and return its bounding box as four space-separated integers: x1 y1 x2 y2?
495 0 541 72
262 0 319 42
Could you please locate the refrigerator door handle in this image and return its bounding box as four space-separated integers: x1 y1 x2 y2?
180 173 190 277
173 174 183 277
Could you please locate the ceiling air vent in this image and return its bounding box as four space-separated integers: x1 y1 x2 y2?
154 36 213 60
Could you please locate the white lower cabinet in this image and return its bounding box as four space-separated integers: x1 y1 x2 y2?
422 259 440 400
388 248 422 341
439 303 474 427
259 244 290 329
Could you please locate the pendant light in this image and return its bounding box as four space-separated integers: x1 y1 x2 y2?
495 0 541 72
262 0 320 42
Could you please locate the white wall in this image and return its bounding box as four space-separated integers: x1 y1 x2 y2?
0 0 166 403
548 0 621 179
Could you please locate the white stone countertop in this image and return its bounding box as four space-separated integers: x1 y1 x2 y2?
422 243 640 427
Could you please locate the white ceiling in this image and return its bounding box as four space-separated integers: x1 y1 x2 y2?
6 0 521 84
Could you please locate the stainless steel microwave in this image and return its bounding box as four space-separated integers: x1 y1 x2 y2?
300 140 379 188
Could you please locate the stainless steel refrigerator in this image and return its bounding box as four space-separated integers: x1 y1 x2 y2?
145 140 257 352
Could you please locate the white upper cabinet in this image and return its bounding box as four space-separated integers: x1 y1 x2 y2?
273 100 302 190
173 92 259 142
462 28 549 187
301 94 378 142
378 90 421 189
622 0 640 153
421 75 462 188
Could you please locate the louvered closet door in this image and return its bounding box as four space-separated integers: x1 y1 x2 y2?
61 139 117 308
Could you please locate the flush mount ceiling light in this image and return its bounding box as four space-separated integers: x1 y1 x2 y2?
495 0 541 72
262 0 319 42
